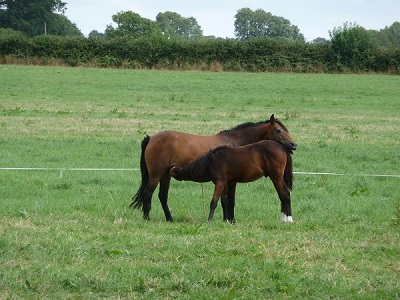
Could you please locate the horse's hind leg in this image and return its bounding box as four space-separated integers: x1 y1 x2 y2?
221 184 236 223
227 183 237 223
139 171 163 220
142 183 156 220
159 174 173 222
221 187 229 222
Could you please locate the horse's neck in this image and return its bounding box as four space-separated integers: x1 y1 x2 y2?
218 125 266 145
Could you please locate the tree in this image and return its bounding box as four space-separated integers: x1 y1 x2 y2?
329 22 375 70
234 8 304 41
382 22 400 47
0 0 81 36
234 8 260 40
311 37 330 44
105 11 161 39
46 13 82 36
88 30 106 38
156 11 202 39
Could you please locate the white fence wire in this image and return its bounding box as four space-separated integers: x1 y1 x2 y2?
1 167 399 178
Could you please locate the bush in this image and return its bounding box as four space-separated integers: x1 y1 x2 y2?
0 28 29 56
328 23 376 71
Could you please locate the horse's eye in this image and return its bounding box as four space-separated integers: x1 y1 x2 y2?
275 128 281 133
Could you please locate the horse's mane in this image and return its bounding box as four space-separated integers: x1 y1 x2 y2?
275 119 288 132
219 119 288 134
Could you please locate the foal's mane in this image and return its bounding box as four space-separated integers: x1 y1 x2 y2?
208 144 232 155
175 144 232 178
193 144 232 167
219 119 288 134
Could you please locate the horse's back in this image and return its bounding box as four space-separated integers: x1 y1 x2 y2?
145 130 225 173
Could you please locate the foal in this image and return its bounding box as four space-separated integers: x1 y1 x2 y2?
170 140 294 223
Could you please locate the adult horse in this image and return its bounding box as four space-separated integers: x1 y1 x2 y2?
170 140 294 223
130 114 297 221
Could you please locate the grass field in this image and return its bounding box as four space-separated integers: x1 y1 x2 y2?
1 65 399 299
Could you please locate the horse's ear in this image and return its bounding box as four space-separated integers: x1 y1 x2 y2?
270 114 275 124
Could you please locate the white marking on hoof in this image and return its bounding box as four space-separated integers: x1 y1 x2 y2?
281 213 287 223
287 216 293 223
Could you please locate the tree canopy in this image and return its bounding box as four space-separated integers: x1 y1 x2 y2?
156 11 202 39
105 11 203 40
105 11 161 39
234 8 304 41
0 0 81 36
372 22 400 48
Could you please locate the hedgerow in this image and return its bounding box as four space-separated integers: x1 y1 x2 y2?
0 30 399 73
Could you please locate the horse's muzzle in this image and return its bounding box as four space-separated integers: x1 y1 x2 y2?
283 142 297 154
289 142 297 151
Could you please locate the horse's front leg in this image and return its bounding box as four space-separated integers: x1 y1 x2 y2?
159 173 173 222
279 191 292 223
208 182 225 222
271 177 293 223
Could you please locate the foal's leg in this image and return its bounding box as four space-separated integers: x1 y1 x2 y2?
159 173 173 222
271 177 292 223
208 182 226 222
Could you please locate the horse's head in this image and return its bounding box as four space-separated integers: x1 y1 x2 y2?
265 114 297 152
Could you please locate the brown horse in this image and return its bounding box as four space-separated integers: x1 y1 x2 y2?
170 140 294 223
130 114 297 221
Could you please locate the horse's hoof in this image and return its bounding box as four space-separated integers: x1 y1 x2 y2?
281 213 293 223
281 213 287 223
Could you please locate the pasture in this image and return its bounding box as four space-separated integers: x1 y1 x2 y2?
0 65 399 299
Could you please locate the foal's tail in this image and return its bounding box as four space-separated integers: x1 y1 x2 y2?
130 135 150 210
284 153 293 191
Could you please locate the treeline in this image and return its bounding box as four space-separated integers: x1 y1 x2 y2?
0 28 399 73
1 1 399 73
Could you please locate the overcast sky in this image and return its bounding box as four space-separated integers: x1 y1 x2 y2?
64 0 399 41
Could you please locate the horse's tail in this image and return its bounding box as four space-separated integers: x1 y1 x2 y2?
130 135 150 210
284 152 293 191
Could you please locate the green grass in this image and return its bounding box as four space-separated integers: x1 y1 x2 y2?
1 65 399 299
